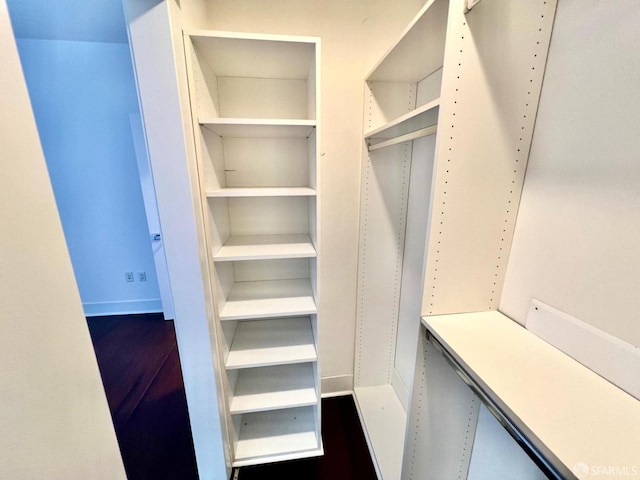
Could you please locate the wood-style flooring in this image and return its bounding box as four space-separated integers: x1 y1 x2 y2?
87 313 376 480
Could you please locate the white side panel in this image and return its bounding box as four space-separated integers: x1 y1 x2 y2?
223 137 309 188
0 3 125 477
394 135 435 391
123 1 229 477
467 405 547 480
402 330 479 480
227 197 310 236
500 0 640 348
422 0 557 315
355 142 411 387
365 81 416 132
526 299 640 401
218 77 308 119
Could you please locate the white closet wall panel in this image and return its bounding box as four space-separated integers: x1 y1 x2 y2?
355 142 411 387
393 135 435 391
422 0 557 316
500 0 640 346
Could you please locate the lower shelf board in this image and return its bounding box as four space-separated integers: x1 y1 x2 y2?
233 406 322 467
354 384 407 480
230 363 318 414
219 279 317 320
225 317 317 369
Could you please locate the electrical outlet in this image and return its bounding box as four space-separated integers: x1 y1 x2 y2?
125 272 134 282
138 271 147 282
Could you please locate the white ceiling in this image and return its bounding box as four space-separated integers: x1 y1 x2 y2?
7 0 129 44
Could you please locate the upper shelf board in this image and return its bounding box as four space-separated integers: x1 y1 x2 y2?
367 0 449 82
200 118 316 138
423 311 640 479
365 98 440 141
187 31 318 80
206 187 316 198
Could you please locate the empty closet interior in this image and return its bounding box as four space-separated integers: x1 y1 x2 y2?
133 0 640 478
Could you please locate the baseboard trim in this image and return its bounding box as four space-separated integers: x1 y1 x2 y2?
321 374 353 397
83 299 163 317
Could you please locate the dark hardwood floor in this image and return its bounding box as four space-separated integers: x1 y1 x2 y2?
87 314 376 480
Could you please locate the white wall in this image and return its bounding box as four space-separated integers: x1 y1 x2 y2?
14 37 162 316
0 2 125 477
500 0 640 347
198 0 426 387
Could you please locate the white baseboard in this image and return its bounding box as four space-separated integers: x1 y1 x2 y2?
321 374 354 397
83 299 163 317
391 368 409 412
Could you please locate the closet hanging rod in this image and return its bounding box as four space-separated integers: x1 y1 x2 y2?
367 124 437 152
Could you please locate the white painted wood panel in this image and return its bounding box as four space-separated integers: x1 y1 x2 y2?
421 0 557 316
200 119 315 138
354 385 407 480
500 0 640 347
226 196 310 237
213 234 316 261
206 187 316 197
393 135 435 391
218 77 309 120
365 99 439 141
219 279 316 320
225 317 317 368
526 299 640 401
367 0 449 82
229 363 317 414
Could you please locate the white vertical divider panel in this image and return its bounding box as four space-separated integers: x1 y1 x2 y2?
500 0 640 348
393 135 436 405
404 1 559 478
355 141 412 387
122 1 229 479
402 330 480 480
421 0 557 316
0 2 126 478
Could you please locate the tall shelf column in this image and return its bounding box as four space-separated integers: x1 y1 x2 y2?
182 31 323 467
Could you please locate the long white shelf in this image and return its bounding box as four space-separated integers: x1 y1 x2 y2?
225 317 317 369
423 311 640 479
365 98 440 141
229 363 317 414
200 118 316 138
354 385 407 480
219 278 317 320
206 187 316 198
233 406 322 467
213 234 316 262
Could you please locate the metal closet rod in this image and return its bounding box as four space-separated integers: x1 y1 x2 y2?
367 124 437 152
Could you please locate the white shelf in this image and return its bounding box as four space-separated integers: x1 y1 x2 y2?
206 187 316 198
367 0 449 82
225 317 317 369
187 31 317 80
423 311 640 478
219 278 317 320
365 98 440 141
200 118 316 138
233 406 321 467
213 234 316 262
229 363 317 414
354 385 407 480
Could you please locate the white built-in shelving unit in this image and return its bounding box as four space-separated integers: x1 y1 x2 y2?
183 30 322 467
355 0 561 479
354 1 448 479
